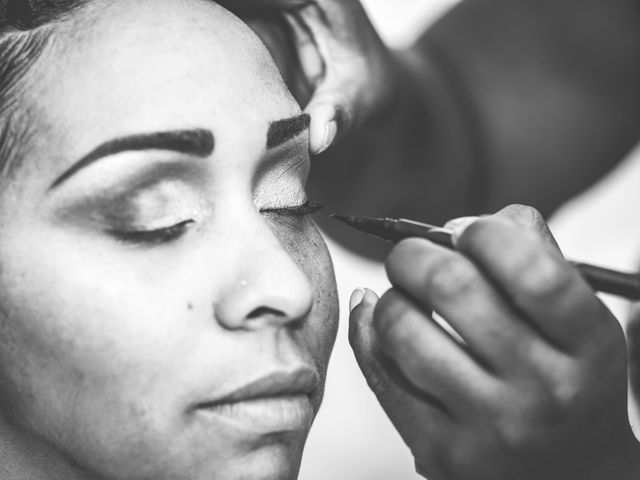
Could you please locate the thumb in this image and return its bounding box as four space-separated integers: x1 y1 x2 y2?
349 287 452 479
349 288 409 402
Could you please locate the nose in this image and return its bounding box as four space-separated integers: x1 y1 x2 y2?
214 234 315 331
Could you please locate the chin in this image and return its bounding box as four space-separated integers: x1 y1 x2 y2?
210 440 306 480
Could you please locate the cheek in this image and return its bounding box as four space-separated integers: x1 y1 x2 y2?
0 233 201 461
0 213 339 478
282 222 339 372
0 231 255 478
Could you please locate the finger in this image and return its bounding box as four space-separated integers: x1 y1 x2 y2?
300 17 351 155
372 288 497 416
350 289 431 400
385 238 555 374
445 206 560 251
348 288 395 398
349 289 449 411
280 10 341 154
443 216 480 234
247 16 302 87
492 204 561 251
626 304 640 400
456 215 616 351
284 11 325 88
349 288 454 468
296 1 388 154
308 103 339 155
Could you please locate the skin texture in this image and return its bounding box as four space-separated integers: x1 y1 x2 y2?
349 205 640 480
0 1 338 479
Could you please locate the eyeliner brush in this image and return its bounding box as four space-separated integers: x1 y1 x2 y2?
330 214 640 301
330 215 455 248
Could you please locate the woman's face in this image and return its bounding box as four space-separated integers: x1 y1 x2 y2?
0 1 338 479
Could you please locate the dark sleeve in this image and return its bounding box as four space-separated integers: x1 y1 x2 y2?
417 0 640 214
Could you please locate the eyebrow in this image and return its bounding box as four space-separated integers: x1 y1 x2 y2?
49 129 215 190
267 114 311 150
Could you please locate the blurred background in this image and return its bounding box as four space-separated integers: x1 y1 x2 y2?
298 1 640 479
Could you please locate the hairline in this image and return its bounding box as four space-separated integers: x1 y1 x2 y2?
0 1 96 184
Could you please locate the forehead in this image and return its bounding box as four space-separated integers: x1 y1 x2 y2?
24 0 300 175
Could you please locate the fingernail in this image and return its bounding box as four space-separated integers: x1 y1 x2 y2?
447 216 479 246
317 120 338 154
349 288 366 312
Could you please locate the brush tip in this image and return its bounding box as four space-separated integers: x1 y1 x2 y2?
330 214 387 226
330 213 354 223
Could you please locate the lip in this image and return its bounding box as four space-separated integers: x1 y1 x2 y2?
199 367 320 406
194 367 320 433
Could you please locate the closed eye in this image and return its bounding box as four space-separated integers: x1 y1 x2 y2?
106 219 195 245
260 201 324 217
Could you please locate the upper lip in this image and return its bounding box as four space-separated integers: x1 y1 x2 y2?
196 367 320 408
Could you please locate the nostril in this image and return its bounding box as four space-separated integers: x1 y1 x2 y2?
246 306 284 320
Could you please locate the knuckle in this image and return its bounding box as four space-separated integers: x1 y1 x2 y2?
453 216 494 249
492 382 568 449
373 292 423 354
387 239 426 272
512 249 572 300
549 380 582 410
495 407 545 450
384 310 415 348
334 102 354 131
363 364 390 395
424 255 478 300
539 363 583 410
496 416 535 451
372 290 404 340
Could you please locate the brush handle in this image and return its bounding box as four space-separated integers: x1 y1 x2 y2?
332 215 640 300
402 224 640 300
571 261 640 300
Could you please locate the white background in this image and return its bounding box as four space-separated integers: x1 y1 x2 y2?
298 1 640 479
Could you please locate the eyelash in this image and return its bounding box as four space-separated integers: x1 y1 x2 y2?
107 220 196 245
108 201 323 245
260 201 324 217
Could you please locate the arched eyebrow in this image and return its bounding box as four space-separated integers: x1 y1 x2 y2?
49 129 214 190
267 114 310 149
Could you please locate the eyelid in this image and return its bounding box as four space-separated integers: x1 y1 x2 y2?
50 174 208 241
106 219 195 245
47 155 208 204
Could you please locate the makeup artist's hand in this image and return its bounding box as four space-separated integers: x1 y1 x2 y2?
222 0 396 154
627 304 640 409
349 204 640 480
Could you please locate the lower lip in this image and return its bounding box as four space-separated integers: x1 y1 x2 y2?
197 395 314 433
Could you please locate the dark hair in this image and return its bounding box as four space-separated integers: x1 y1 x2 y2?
0 0 86 178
